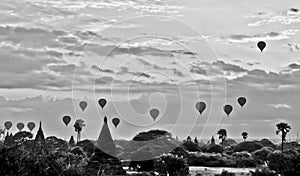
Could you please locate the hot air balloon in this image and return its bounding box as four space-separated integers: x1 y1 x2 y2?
98 98 107 109
27 122 36 131
112 118 120 128
237 97 247 108
79 101 88 112
63 115 71 126
4 121 12 131
150 108 159 121
16 122 25 131
223 105 233 117
257 41 266 52
196 101 206 115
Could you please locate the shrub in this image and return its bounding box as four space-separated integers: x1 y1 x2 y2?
182 141 201 152
170 146 188 158
252 147 273 164
215 170 235 176
233 141 263 152
250 166 277 176
259 139 276 149
207 144 223 154
267 150 300 176
155 154 189 176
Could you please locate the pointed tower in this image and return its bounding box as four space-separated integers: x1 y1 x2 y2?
69 136 75 147
211 136 215 145
89 117 125 175
93 116 116 159
33 121 47 155
3 132 13 147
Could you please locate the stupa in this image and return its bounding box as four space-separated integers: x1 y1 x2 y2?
32 121 48 155
88 116 125 175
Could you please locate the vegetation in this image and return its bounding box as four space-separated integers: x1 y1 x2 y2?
73 119 85 143
0 122 299 176
242 132 248 141
132 130 171 141
217 129 227 148
276 122 291 153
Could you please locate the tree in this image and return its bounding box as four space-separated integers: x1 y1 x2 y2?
182 141 201 152
276 122 291 153
74 119 85 143
242 132 248 141
155 154 189 176
132 129 171 141
217 129 227 148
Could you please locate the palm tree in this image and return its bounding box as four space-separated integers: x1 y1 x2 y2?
74 119 85 143
242 132 248 141
217 129 227 148
276 122 291 153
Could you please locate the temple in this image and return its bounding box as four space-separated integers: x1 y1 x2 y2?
88 116 125 175
211 136 216 145
33 121 48 155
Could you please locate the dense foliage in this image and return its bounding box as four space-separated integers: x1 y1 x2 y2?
1 126 300 176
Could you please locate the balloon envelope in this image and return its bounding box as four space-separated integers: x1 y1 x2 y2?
149 108 159 121
98 98 107 109
16 122 25 131
223 105 233 116
27 122 36 131
79 101 88 111
63 115 71 126
257 41 266 52
196 101 206 115
237 97 247 107
4 121 12 130
112 118 120 128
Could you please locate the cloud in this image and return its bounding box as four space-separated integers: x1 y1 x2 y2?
288 63 300 70
172 68 184 77
268 104 291 109
5 107 34 115
248 8 300 27
91 65 115 73
233 59 242 63
247 62 260 66
222 30 299 43
190 65 207 75
286 43 300 52
212 60 247 73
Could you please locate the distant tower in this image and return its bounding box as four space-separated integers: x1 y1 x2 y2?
69 136 75 147
186 136 192 142
211 136 215 145
194 137 199 144
33 121 48 155
3 132 13 147
176 135 179 141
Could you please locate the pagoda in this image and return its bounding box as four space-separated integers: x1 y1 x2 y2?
89 116 125 175
210 136 216 145
32 121 48 155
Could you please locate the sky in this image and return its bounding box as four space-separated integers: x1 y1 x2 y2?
0 0 300 142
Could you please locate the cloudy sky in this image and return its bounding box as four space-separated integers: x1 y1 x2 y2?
1 0 300 141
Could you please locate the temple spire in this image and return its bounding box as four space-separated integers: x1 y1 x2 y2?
33 121 47 155
104 116 108 124
95 116 116 156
